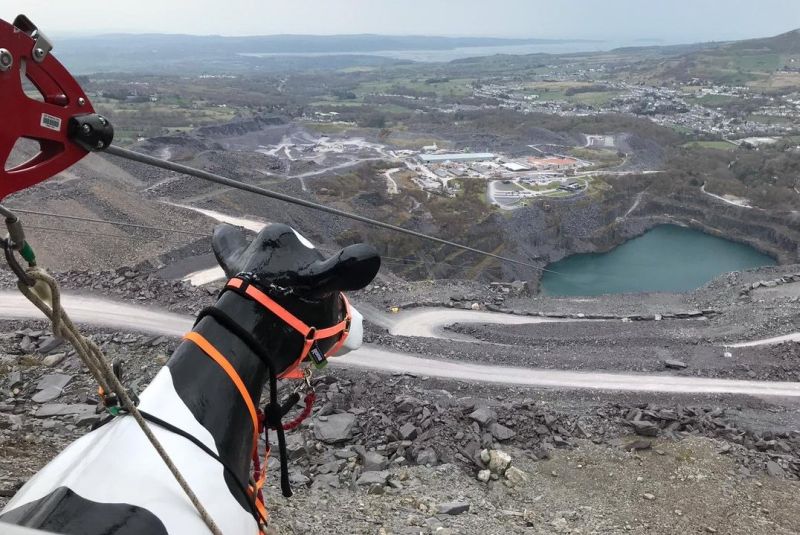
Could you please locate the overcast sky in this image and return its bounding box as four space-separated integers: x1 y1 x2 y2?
2 1 799 42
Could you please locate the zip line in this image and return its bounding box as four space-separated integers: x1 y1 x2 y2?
10 208 208 237
13 214 479 271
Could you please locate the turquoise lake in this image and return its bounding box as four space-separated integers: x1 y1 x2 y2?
540 225 776 296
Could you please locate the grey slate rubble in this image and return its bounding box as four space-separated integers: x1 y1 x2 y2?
361 451 389 471
312 412 356 444
437 501 470 515
356 470 389 486
0 266 799 513
31 374 72 404
468 407 497 426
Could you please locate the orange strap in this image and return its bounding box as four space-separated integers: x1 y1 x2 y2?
184 331 259 458
247 442 271 530
325 294 352 357
226 278 352 379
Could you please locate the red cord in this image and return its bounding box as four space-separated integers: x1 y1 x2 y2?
281 392 316 431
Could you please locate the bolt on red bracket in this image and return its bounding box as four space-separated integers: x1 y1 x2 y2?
0 15 112 200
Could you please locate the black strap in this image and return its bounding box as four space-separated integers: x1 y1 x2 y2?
194 305 294 498
115 408 268 528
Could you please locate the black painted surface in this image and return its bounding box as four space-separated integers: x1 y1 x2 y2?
0 487 168 535
164 224 378 505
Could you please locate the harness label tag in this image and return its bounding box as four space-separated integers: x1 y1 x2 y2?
309 343 326 367
40 113 62 131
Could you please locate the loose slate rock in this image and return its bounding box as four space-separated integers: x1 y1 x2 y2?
8 371 22 389
43 353 66 367
356 471 389 486
631 420 660 437
626 439 652 451
313 412 356 443
437 502 470 516
362 451 388 471
32 374 72 403
766 461 785 478
37 336 65 355
468 407 497 426
489 423 516 441
664 359 688 370
416 448 438 466
505 466 529 487
399 422 418 441
19 336 36 354
35 403 95 418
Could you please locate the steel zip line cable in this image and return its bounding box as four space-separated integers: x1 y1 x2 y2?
9 208 208 237
24 225 129 240
104 145 556 274
11 213 480 270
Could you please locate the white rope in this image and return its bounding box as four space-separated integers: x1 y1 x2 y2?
17 268 225 535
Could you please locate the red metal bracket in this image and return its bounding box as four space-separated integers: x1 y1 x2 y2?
0 16 93 199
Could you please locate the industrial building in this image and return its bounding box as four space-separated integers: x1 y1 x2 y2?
502 161 531 172
419 152 495 163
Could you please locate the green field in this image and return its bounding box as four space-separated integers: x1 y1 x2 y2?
748 114 794 125
682 141 737 151
568 91 621 106
520 82 621 107
520 181 561 192
94 97 239 143
673 53 782 85
356 77 473 98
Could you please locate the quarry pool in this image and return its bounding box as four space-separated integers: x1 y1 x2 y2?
540 225 776 296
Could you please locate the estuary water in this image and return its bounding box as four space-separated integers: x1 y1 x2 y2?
540 225 776 296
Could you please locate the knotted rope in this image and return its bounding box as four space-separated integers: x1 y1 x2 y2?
17 268 225 535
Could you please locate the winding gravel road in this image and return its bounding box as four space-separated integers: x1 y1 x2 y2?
389 308 576 340
0 292 798 396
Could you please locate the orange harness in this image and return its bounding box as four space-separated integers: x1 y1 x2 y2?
183 277 353 530
226 277 353 379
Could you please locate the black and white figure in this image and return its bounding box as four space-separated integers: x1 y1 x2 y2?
0 223 380 534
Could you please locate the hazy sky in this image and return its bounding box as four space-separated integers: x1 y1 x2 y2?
2 1 799 42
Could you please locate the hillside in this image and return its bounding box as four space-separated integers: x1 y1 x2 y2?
651 28 800 85
728 28 800 54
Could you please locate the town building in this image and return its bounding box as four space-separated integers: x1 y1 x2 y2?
419 152 495 163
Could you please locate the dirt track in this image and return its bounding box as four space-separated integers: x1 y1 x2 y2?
0 292 797 396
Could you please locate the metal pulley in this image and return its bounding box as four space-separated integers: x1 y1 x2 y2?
0 15 113 200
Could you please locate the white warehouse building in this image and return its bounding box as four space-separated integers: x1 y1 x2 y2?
419 152 495 163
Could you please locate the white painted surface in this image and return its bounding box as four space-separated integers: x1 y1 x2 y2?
0 522 56 534
1 369 255 534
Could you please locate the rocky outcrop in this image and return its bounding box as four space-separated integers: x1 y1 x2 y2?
502 190 800 286
195 115 285 138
